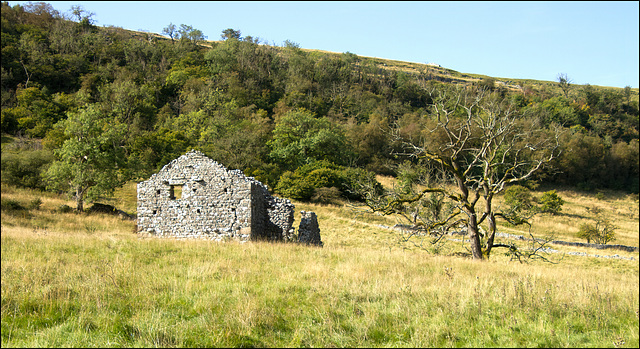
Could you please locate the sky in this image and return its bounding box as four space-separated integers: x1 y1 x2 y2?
10 1 640 88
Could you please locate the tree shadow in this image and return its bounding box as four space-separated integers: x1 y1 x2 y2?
553 212 588 219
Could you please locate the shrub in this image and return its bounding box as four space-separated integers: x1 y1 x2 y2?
577 218 616 244
503 185 534 212
311 187 342 204
0 150 54 189
274 171 315 201
306 168 343 189
58 204 73 213
295 160 342 176
274 160 382 202
28 198 43 210
1 198 26 211
539 190 564 214
339 167 384 201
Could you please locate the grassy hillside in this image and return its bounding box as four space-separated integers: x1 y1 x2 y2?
1 6 638 346
1 181 638 347
130 27 640 100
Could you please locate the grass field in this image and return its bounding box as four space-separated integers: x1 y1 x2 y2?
1 181 638 347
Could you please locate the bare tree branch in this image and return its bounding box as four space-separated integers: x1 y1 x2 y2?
359 85 560 260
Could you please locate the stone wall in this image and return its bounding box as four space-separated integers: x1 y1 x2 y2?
298 211 323 247
137 150 295 242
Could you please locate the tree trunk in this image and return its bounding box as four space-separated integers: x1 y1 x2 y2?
76 186 84 212
484 213 497 257
466 210 483 260
484 194 497 257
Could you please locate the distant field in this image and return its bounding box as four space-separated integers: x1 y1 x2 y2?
1 182 638 347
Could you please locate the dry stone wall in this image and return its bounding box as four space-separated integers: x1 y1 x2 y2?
298 211 323 247
137 150 296 242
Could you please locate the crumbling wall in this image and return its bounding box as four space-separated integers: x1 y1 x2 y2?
137 150 295 242
267 195 295 241
298 211 323 247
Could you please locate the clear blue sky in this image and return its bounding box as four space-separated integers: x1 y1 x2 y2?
11 1 640 88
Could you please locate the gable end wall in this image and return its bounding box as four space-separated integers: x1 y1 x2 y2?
136 150 294 242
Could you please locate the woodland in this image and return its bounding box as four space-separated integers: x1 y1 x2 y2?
2 2 639 210
1 3 639 345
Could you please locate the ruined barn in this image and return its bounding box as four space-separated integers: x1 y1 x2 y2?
136 150 295 242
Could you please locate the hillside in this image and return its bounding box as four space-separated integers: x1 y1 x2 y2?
137 27 637 97
1 2 639 346
2 1 638 210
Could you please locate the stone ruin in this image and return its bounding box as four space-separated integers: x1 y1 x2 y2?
298 211 323 247
136 150 322 246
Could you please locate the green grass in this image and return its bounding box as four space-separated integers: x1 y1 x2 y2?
1 183 639 347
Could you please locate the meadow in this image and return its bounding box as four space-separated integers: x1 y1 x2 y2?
1 182 638 347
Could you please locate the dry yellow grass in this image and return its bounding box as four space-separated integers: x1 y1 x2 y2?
1 182 638 347
372 176 639 249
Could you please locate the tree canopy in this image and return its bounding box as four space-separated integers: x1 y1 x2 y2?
43 105 126 211
1 0 638 218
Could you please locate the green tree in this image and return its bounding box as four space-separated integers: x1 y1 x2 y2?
554 131 607 189
274 160 382 202
1 149 54 189
503 185 534 212
606 139 640 193
539 190 564 214
221 28 241 41
268 108 353 171
577 217 616 244
623 85 632 105
162 23 177 42
177 24 206 46
70 5 95 25
43 105 126 212
534 96 582 127
9 86 65 137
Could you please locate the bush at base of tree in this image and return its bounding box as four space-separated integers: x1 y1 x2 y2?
275 170 315 200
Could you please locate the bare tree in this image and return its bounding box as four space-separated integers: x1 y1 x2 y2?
162 23 177 43
361 85 561 260
556 73 572 98
69 5 95 25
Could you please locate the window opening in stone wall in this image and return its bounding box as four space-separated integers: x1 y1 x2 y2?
169 185 182 200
